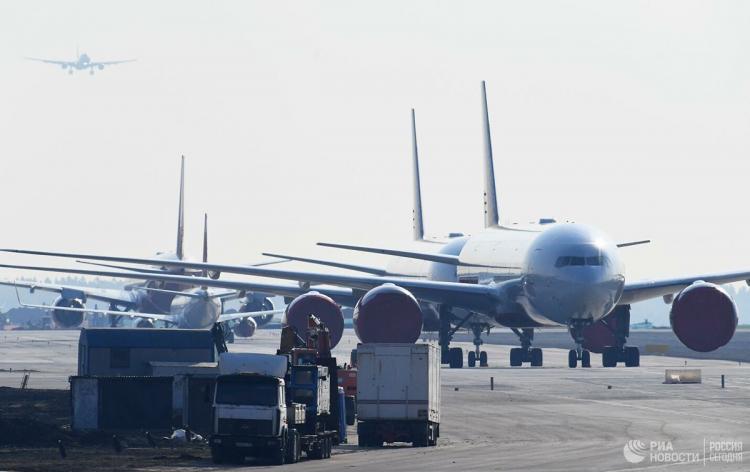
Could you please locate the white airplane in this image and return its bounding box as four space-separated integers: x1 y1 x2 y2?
0 157 283 334
1 82 745 369
26 50 135 75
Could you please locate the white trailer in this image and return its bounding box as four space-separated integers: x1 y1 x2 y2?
356 343 440 447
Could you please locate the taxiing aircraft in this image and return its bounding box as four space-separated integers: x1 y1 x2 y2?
1 82 744 369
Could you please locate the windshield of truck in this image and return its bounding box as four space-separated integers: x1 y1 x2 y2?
215 376 279 406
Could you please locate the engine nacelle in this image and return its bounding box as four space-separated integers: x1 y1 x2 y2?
283 292 344 347
240 294 275 327
136 319 155 328
52 297 85 328
233 317 257 338
670 282 737 352
353 284 423 344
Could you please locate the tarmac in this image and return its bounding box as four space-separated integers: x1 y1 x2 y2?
1 328 748 471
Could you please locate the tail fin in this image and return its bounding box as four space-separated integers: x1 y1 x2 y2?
411 109 425 241
201 213 208 279
481 81 500 228
176 156 185 260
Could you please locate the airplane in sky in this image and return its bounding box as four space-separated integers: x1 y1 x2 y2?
26 50 135 75
1 82 744 369
0 157 283 335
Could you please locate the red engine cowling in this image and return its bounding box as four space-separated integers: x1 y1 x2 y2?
283 292 344 347
353 284 423 343
233 317 257 338
52 297 85 328
670 282 737 352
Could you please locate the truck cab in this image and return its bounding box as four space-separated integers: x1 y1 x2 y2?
214 374 287 438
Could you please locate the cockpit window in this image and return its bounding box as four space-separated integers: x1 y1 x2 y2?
555 255 607 267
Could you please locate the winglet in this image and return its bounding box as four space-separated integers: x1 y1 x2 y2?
481 81 500 228
411 109 425 241
176 156 185 260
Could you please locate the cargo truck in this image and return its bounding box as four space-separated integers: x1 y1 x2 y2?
356 343 440 447
209 352 338 465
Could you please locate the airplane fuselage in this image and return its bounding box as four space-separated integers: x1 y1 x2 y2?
388 223 625 330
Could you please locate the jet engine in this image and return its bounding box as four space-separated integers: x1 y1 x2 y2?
353 284 423 343
670 282 737 352
239 293 275 327
282 292 344 347
136 319 155 328
233 317 257 338
51 296 85 328
420 302 441 332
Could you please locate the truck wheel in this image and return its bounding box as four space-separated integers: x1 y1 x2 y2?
413 424 430 447
272 433 287 465
210 447 225 464
325 436 332 458
286 430 299 463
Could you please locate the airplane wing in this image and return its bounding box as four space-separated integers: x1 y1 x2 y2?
261 252 412 277
0 279 137 307
620 270 750 304
25 57 74 66
90 59 137 67
316 242 518 268
16 299 174 323
217 309 284 323
0 262 505 316
0 262 358 307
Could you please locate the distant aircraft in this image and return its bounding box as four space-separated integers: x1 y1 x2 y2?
0 157 283 335
25 50 135 75
630 319 655 330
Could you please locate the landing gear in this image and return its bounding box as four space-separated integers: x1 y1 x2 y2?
467 324 489 367
448 347 463 368
600 306 640 367
509 328 543 367
567 322 592 368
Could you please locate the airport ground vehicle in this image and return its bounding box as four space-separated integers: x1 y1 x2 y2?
356 343 440 447
210 352 338 464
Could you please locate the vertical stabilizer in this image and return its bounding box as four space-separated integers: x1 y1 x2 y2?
176 156 185 260
481 81 500 228
411 109 425 241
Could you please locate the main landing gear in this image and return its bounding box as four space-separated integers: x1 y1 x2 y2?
601 305 640 367
509 328 543 367
438 307 488 369
568 322 592 368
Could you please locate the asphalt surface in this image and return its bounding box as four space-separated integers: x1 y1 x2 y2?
1 329 748 471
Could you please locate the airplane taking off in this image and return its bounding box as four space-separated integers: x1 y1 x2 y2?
0 157 283 335
1 82 744 369
26 50 135 75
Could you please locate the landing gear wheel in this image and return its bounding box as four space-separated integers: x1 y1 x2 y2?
568 349 578 368
479 351 488 367
581 350 591 368
449 347 463 368
510 347 523 367
625 346 640 367
530 348 543 367
468 351 476 367
602 346 618 367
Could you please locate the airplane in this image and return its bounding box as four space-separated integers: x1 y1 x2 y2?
0 157 284 335
0 82 745 370
26 49 135 75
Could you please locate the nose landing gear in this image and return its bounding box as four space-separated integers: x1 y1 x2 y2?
467 324 489 367
509 328 543 367
568 323 592 368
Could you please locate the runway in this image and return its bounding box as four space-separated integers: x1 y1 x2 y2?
1 329 748 471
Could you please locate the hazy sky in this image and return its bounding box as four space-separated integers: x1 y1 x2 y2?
1 1 749 285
